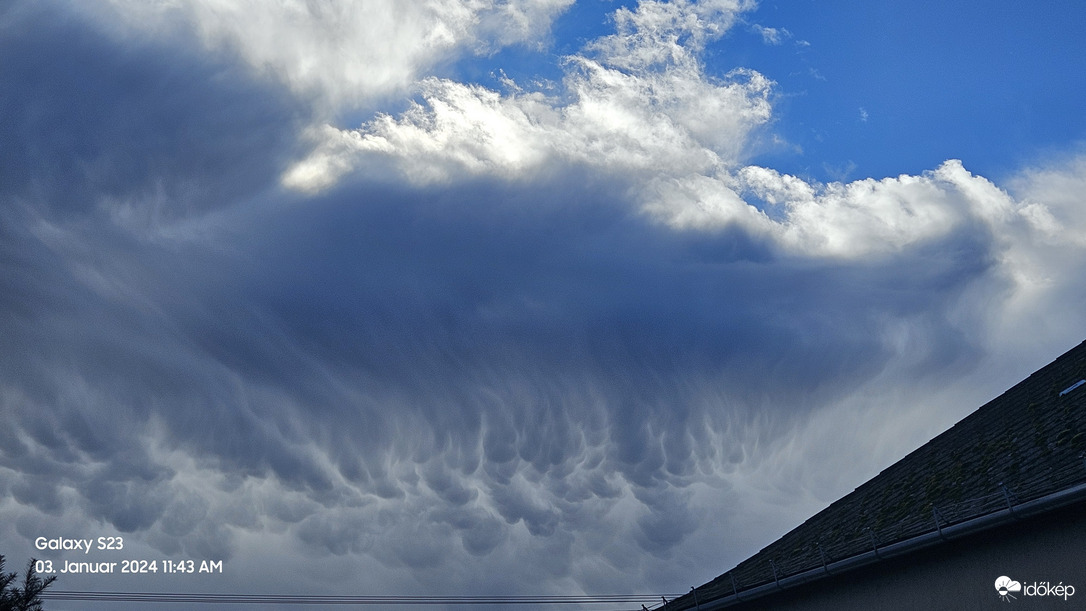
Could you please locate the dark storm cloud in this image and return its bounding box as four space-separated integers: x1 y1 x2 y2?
0 2 307 223
0 0 311 539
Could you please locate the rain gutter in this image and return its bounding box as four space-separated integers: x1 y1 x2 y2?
689 480 1086 611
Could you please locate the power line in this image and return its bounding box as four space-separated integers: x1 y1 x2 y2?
42 591 677 607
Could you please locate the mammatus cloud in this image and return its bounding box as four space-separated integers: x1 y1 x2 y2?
2 0 1086 606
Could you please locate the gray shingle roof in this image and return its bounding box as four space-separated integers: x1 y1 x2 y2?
666 339 1086 610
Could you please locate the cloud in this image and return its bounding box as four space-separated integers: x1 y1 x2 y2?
735 160 1003 257
586 0 755 71
3 0 1086 606
277 0 1055 269
0 1 306 227
88 0 574 111
10 153 1082 595
282 0 772 191
750 24 791 45
275 0 1073 273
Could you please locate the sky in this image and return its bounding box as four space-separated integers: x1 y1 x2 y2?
2 0 1086 609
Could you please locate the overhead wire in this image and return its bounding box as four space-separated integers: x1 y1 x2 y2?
41 590 677 608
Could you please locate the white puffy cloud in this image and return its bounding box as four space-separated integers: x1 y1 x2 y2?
92 0 573 109
283 80 563 189
750 24 791 45
585 0 754 72
734 161 989 257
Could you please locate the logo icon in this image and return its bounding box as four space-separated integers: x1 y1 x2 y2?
996 576 1022 602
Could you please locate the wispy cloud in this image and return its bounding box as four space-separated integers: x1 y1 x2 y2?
750 23 792 45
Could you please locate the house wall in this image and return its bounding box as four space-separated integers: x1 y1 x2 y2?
715 502 1086 611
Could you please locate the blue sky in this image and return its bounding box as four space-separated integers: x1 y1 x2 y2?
2 1 1086 609
471 0 1086 183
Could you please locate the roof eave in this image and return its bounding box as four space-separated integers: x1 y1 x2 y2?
685 478 1086 611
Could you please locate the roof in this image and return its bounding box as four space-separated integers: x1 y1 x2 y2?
665 339 1086 611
